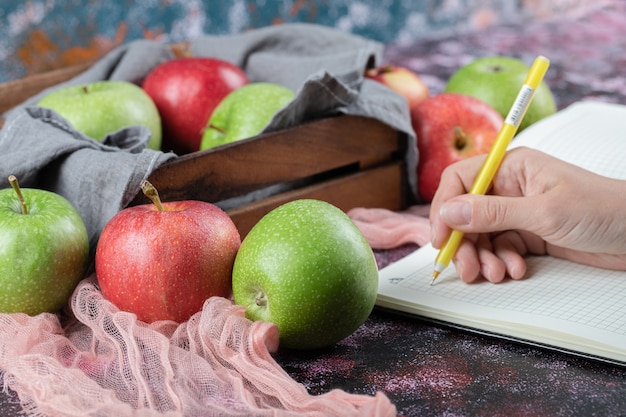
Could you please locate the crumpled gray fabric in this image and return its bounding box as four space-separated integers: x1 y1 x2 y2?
0 108 176 251
1 40 177 250
0 23 417 252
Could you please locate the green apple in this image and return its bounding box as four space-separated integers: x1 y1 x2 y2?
199 82 294 150
232 199 378 350
37 80 162 150
0 176 89 315
444 56 557 132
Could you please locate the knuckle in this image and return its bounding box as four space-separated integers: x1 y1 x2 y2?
477 198 510 230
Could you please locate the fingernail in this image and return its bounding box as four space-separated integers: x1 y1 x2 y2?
481 263 491 281
440 201 471 226
430 222 438 246
453 259 464 280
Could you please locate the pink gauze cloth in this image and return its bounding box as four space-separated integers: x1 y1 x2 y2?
348 205 431 249
0 276 396 417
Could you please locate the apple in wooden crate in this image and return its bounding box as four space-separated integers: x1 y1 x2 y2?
37 80 162 150
95 181 241 323
366 65 430 109
142 57 249 154
413 93 503 202
0 175 89 315
200 82 295 150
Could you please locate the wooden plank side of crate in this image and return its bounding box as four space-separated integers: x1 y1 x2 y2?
0 62 94 116
226 161 407 238
129 115 406 206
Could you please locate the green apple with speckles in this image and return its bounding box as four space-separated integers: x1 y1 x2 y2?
444 56 556 132
199 82 294 150
231 199 378 350
0 176 89 315
37 80 162 150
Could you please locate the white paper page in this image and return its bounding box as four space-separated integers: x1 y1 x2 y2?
508 101 626 179
377 245 626 362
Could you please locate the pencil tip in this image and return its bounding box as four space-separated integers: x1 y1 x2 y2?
430 270 439 286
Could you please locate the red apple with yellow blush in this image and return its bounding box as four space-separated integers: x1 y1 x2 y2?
95 181 241 323
142 57 249 154
413 93 503 202
366 65 430 109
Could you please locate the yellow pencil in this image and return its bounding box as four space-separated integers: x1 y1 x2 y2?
431 55 550 285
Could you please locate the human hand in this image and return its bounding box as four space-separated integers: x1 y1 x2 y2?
429 147 626 283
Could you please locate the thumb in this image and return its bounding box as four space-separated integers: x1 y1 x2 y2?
439 195 533 234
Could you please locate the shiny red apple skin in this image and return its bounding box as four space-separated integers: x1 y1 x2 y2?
95 200 241 323
142 57 249 154
412 93 503 202
366 65 430 109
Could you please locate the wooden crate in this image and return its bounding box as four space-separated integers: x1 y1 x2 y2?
132 115 409 236
0 53 410 237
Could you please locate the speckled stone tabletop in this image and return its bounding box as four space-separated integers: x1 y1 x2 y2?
2 3 626 416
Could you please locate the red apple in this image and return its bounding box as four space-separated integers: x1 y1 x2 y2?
365 65 430 109
95 181 241 323
412 93 503 202
142 57 249 154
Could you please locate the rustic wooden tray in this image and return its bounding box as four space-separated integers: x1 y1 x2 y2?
133 115 409 236
0 49 410 237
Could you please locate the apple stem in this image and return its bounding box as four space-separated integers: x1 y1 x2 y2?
82 85 88 94
453 126 468 151
141 180 165 211
207 123 226 135
8 175 28 215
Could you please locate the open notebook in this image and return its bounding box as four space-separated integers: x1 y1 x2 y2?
377 101 626 365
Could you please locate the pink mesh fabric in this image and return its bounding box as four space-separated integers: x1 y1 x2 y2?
0 276 396 416
348 205 431 249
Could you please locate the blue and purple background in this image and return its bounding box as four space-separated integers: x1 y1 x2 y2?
0 0 614 83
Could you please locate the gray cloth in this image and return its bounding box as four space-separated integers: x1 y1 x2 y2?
0 23 417 251
1 41 177 250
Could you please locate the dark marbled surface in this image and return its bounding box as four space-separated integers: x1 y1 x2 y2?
277 307 626 417
3 2 626 416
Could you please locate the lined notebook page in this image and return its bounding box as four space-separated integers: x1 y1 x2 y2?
377 101 626 363
508 101 626 179
377 245 626 363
